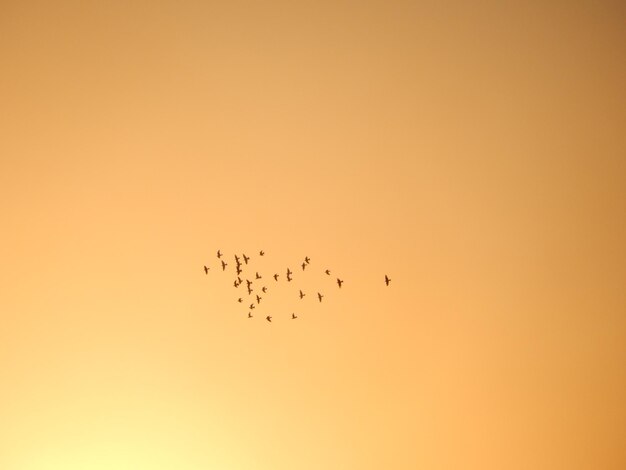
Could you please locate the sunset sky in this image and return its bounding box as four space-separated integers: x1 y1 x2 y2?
1 1 625 469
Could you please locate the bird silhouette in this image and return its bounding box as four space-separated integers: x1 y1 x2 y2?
385 275 391 286
292 313 298 319
238 298 243 303
299 290 306 299
266 315 272 322
221 260 227 271
256 295 262 304
247 286 253 295
301 262 306 271
305 256 310 264
236 265 242 275
255 272 262 279
243 254 250 264
262 286 267 293
237 276 243 284
259 250 265 256
337 278 343 288
249 303 255 310
325 269 331 275
248 312 253 318
246 279 252 288
234 280 239 288
234 254 240 264
217 250 222 258
204 265 210 274
273 273 279 281
317 292 324 302
286 268 292 281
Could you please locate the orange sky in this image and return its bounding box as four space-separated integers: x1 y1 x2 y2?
1 1 625 469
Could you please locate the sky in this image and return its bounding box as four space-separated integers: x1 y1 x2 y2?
1 1 625 469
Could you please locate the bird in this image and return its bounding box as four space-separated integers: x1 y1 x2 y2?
317 292 324 302
249 304 255 310
273 273 279 281
384 275 391 286
256 295 262 304
266 315 272 322
247 286 253 295
217 250 222 258
259 250 265 256
305 256 310 264
325 269 331 275
301 262 306 271
233 280 239 288
234 254 240 264
237 276 243 284
299 290 305 299
204 265 210 274
286 268 292 281
238 298 243 303
246 279 252 288
292 313 297 319
255 272 262 279
221 260 227 271
243 254 250 264
236 265 242 275
337 278 343 288
248 312 253 318
262 286 267 293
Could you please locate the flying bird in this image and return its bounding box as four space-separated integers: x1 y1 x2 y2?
292 313 298 319
305 256 310 264
234 254 240 264
247 286 253 295
301 262 306 271
221 260 227 271
266 315 272 322
256 295 262 304
273 273 279 281
234 280 239 288
246 279 252 288
238 298 243 303
255 272 262 279
318 292 324 302
243 254 250 264
236 265 242 275
299 290 305 299
337 278 343 288
286 268 292 281
262 286 267 293
385 275 391 286
259 250 265 256
204 265 210 274
325 269 331 275
249 304 255 310
217 250 222 258
248 312 253 318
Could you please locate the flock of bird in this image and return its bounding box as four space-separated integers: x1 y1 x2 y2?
204 249 391 322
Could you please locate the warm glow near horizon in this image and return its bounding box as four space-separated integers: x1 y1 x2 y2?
1 1 625 469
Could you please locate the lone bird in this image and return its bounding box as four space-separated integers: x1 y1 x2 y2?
292 313 298 319
273 273 279 281
255 272 262 279
238 298 243 303
259 250 265 256
337 278 343 288
221 260 227 271
286 268 292 281
217 250 222 258
233 280 239 288
325 269 331 275
256 295 262 304
305 256 310 264
262 286 267 293
243 254 250 264
318 292 324 302
249 304 255 310
266 315 272 322
248 312 253 318
204 265 210 274
299 290 306 299
301 262 306 271
385 275 391 286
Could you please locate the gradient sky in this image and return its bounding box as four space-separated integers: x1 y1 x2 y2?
1 1 625 469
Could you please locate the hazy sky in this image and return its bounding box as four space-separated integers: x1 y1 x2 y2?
1 1 625 469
